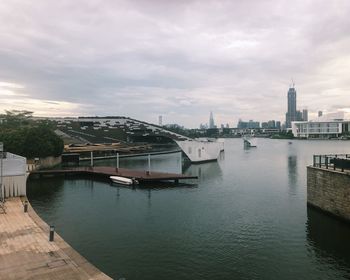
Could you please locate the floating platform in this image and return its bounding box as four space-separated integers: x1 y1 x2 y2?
29 166 198 183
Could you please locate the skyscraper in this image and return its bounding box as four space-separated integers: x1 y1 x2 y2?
302 109 308 121
209 111 215 129
285 84 297 128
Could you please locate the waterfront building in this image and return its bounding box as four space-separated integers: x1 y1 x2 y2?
261 122 268 129
285 85 297 128
291 112 350 139
45 116 224 163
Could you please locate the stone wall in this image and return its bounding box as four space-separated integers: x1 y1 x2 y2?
307 166 350 220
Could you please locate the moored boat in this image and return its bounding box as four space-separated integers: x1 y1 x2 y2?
110 175 138 185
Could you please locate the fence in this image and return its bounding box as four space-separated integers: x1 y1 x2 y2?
313 154 350 172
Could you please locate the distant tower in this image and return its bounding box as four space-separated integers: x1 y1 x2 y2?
209 111 215 129
302 109 308 121
285 81 297 128
318 111 323 117
158 115 163 126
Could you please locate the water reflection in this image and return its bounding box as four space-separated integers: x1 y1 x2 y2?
287 155 297 192
183 161 223 181
307 206 350 271
83 152 183 174
27 175 65 201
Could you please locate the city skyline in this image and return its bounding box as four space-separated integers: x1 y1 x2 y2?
1 1 350 128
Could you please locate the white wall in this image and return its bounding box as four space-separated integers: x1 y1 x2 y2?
0 153 27 198
175 140 224 163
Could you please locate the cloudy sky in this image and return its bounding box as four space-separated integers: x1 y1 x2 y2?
0 0 350 128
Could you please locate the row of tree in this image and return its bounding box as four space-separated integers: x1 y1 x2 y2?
0 111 63 158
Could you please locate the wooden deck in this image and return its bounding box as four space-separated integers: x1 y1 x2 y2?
0 197 112 280
29 166 198 183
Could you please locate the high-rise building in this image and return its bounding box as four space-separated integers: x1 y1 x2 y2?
285 84 297 128
296 110 303 121
267 120 276 129
158 115 163 126
237 119 260 129
302 109 308 121
276 121 281 129
318 111 323 117
209 111 215 129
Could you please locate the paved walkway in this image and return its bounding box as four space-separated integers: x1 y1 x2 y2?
0 197 112 280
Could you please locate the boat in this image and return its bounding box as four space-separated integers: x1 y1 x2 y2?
110 176 138 185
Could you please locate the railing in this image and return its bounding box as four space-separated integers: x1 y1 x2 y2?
313 154 350 172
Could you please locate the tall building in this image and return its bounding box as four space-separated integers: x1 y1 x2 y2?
296 110 303 121
285 84 297 128
209 111 215 129
318 111 323 117
237 119 260 129
158 115 163 126
302 109 308 121
276 121 281 129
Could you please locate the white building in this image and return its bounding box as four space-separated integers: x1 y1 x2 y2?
291 112 350 139
0 151 27 199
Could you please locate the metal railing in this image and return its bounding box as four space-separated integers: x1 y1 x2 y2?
313 154 350 172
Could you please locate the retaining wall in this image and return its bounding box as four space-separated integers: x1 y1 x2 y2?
307 166 350 220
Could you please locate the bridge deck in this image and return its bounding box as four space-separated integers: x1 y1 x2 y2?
30 166 198 182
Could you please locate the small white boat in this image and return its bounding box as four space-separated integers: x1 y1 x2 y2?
110 176 138 185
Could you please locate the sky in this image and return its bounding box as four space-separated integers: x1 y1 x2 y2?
0 0 350 128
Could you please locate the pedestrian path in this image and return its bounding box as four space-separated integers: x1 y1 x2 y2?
0 197 112 280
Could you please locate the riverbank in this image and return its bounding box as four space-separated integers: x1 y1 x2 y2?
0 197 112 280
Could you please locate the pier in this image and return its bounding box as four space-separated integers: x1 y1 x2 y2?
0 197 111 280
29 166 198 183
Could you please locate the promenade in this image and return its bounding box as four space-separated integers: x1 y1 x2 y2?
0 197 112 280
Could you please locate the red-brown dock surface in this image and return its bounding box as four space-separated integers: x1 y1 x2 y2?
30 166 198 183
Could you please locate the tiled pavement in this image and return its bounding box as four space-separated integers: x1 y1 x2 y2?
0 198 112 280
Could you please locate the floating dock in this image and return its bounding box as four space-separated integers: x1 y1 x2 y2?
29 166 198 183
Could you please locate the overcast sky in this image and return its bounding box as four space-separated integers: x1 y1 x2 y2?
0 0 349 128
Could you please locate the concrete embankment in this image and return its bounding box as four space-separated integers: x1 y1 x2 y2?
307 166 350 221
0 197 112 280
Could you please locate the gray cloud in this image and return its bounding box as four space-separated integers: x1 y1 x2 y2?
0 0 350 127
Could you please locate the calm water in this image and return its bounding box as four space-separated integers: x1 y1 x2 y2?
27 139 350 280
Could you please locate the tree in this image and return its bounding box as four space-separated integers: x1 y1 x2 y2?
0 111 64 158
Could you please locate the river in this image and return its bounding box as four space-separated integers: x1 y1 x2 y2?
27 138 350 280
